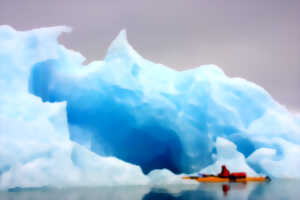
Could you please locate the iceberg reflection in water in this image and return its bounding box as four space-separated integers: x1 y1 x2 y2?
1 179 299 200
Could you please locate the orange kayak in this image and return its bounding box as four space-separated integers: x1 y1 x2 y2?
182 176 271 183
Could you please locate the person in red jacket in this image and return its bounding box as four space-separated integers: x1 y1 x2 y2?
218 165 230 178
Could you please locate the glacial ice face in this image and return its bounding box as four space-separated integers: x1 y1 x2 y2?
28 29 300 175
1 25 300 185
0 26 150 189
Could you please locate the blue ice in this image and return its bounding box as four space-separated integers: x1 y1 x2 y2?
28 30 300 175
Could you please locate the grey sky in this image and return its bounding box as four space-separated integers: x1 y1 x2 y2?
1 0 299 112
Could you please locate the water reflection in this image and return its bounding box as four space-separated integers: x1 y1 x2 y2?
0 179 299 200
222 184 230 196
144 180 300 200
143 182 255 200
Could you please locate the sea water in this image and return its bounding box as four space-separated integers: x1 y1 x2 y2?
0 179 299 200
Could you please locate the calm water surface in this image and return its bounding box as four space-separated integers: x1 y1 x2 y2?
0 179 299 200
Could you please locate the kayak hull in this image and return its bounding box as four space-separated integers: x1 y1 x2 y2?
182 176 270 183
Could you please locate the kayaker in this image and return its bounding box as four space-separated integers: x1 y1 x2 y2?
218 165 230 178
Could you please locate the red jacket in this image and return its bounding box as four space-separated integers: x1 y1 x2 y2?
218 165 230 177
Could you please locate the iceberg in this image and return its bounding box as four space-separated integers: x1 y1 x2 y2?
1 25 300 189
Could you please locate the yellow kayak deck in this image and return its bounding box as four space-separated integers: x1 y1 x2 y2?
182 176 270 183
